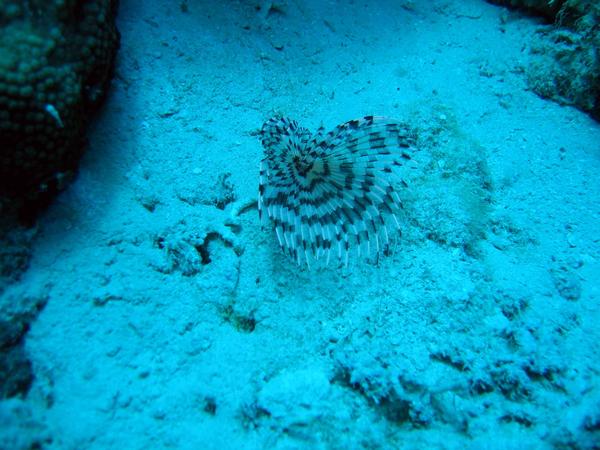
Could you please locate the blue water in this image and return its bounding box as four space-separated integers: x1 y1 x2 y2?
2 0 599 449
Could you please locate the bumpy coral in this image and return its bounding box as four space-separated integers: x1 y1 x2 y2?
486 0 563 19
488 0 600 120
0 0 119 205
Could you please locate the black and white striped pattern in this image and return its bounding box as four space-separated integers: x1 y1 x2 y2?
259 115 417 267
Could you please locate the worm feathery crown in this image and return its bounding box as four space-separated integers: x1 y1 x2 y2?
259 115 417 267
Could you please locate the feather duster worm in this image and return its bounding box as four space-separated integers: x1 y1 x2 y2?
259 115 417 267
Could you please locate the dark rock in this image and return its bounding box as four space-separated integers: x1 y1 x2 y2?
0 0 120 217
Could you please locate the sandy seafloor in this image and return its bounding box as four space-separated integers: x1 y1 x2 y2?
3 0 600 448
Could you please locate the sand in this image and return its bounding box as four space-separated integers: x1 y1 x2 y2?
2 0 599 448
